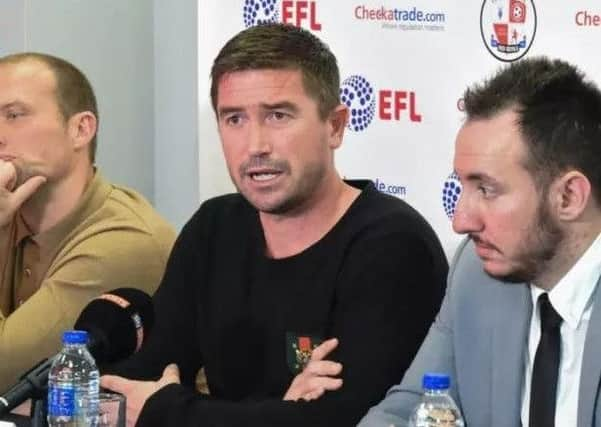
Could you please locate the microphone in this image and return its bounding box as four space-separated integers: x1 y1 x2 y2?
74 287 154 365
0 287 154 416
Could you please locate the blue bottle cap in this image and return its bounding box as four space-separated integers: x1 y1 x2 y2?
423 373 450 390
62 330 88 345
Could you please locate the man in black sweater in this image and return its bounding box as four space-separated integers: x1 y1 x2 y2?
102 23 448 426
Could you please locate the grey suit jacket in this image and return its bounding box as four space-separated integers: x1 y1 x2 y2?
359 238 601 427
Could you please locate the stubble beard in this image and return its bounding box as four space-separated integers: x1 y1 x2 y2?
236 159 327 216
487 199 564 284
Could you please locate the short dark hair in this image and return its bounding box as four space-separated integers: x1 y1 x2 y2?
210 23 340 120
463 56 601 205
0 52 99 162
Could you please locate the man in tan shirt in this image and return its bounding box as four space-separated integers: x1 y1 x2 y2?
0 53 176 391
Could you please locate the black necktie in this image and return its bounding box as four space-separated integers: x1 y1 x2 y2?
529 293 563 427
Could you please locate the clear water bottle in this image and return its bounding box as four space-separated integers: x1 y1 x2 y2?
409 373 465 427
47 330 99 427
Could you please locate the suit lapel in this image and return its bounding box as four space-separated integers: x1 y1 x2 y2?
578 276 601 427
491 281 531 427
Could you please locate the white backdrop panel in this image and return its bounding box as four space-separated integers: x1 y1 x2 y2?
198 0 601 258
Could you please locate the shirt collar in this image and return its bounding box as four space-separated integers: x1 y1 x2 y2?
13 213 33 247
27 170 109 253
530 231 601 330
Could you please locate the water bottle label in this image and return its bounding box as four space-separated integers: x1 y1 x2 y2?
48 386 76 417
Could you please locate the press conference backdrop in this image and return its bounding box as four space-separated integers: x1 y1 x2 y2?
0 1 23 57
197 0 601 257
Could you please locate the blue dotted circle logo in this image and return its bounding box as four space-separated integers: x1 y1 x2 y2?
442 172 462 220
243 0 280 28
340 75 376 132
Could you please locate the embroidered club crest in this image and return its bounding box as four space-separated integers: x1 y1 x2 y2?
286 332 323 374
480 0 537 62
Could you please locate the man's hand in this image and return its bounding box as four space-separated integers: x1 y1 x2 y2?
101 364 181 427
10 399 31 416
0 160 46 228
283 338 343 402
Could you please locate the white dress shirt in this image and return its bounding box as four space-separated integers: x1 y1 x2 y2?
521 232 601 426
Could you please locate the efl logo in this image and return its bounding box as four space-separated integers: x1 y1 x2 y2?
243 0 280 27
442 172 462 220
282 0 321 29
380 90 422 122
480 0 537 62
341 75 423 132
340 76 376 132
243 0 322 30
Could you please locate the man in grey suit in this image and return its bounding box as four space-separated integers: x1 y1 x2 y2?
359 57 601 426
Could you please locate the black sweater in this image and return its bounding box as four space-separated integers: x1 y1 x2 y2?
111 181 448 426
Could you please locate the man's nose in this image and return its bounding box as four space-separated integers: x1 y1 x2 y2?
247 122 272 156
452 193 483 235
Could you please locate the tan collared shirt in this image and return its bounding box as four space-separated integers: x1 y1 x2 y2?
0 214 56 313
0 171 176 391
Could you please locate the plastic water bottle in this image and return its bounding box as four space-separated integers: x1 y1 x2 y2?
47 330 99 426
409 373 465 427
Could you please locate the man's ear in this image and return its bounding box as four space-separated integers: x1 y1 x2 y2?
550 170 591 221
68 111 97 152
327 104 348 149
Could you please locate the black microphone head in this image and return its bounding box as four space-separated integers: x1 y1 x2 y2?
0 288 153 416
74 288 154 365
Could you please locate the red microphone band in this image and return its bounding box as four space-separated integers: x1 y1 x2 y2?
97 293 144 352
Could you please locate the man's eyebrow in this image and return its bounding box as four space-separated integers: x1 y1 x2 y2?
217 101 300 118
217 106 244 118
0 101 26 111
259 101 299 112
462 171 499 185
